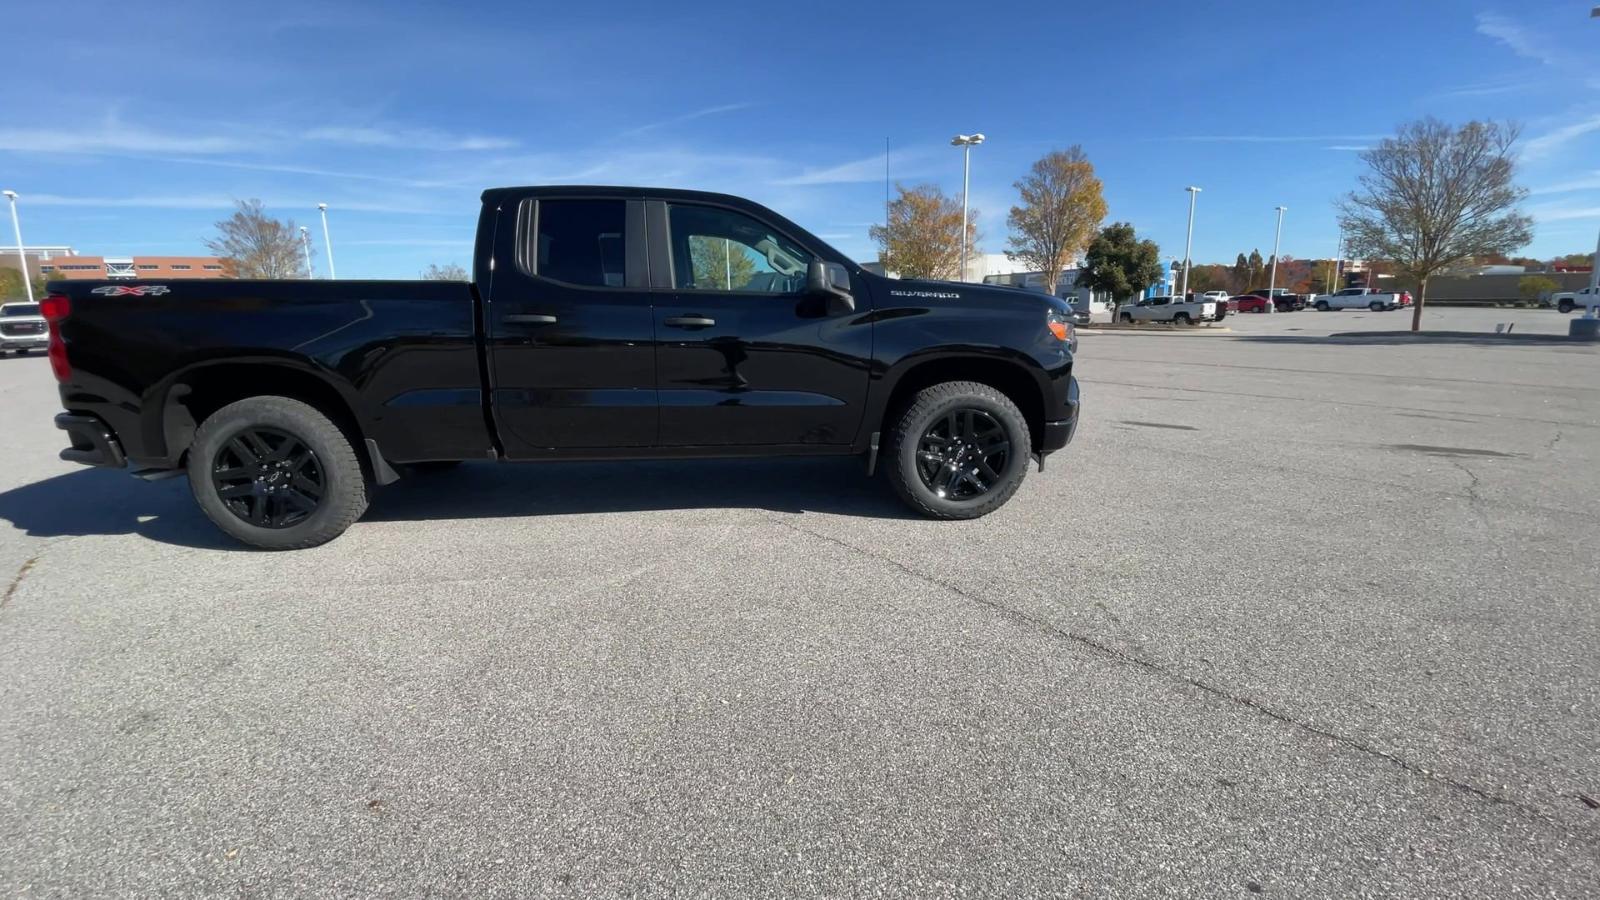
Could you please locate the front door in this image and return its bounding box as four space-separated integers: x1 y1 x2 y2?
651 201 871 447
487 196 658 455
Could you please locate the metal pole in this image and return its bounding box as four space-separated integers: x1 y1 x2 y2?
318 203 337 279
3 191 32 303
884 136 891 274
300 226 314 279
1267 206 1286 313
724 238 732 290
1585 222 1600 318
959 143 971 283
1181 187 1200 298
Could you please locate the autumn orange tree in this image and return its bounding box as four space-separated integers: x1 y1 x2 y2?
1005 147 1107 294
870 183 977 280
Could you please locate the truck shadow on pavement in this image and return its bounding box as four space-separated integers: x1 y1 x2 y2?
0 458 913 550
1236 330 1590 346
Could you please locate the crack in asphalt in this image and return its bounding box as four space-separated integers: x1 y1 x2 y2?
773 517 1586 839
1 556 39 611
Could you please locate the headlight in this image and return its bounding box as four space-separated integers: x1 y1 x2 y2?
1046 310 1074 343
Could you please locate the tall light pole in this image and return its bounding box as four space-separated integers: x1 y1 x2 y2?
950 133 985 282
300 226 314 279
1180 186 1201 298
1267 206 1287 313
3 190 31 303
317 203 337 280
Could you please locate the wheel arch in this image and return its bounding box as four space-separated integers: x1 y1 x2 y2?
876 353 1049 454
149 357 370 470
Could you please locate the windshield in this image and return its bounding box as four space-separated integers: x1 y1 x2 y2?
1 304 40 316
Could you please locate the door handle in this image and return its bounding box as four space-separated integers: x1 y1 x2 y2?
505 314 558 325
664 315 716 328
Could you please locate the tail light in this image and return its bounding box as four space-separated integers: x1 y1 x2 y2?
40 294 70 382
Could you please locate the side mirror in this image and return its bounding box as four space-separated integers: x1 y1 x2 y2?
807 260 855 313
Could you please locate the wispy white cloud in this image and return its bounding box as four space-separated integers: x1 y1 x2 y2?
1522 113 1600 161
1475 12 1559 66
1325 145 1371 152
1530 171 1600 195
20 193 445 215
775 152 891 186
618 103 756 138
1170 134 1385 144
303 125 515 151
0 121 248 155
1526 202 1600 223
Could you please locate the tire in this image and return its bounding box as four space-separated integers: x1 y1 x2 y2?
1558 300 1575 314
1120 313 1133 323
1315 301 1330 311
1369 301 1383 312
187 396 369 550
884 381 1030 521
1173 313 1191 325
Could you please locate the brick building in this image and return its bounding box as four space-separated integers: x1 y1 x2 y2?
37 255 228 279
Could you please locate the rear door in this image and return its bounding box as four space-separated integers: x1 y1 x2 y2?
648 200 871 447
486 196 658 455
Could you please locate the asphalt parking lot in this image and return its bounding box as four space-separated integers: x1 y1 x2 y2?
1 306 1597 897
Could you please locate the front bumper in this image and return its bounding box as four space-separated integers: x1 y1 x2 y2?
1040 376 1080 455
56 413 127 468
1 334 48 350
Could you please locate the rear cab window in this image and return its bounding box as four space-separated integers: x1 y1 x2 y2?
527 199 627 288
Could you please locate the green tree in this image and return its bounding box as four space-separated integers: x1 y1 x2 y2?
1518 275 1559 305
1078 222 1162 306
421 263 468 281
686 237 759 290
0 267 25 300
870 183 978 280
1004 147 1107 294
1340 118 1533 331
205 199 306 279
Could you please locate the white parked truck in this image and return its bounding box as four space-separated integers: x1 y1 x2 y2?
1312 287 1413 311
1118 295 1218 324
1547 285 1600 314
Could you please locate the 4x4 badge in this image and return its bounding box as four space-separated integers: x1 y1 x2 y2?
91 285 171 297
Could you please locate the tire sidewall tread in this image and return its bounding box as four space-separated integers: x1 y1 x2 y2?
884 381 1031 520
186 396 369 550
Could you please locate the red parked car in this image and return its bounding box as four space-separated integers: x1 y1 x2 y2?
1234 295 1272 313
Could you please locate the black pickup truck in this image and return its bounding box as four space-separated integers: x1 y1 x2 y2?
45 186 1080 549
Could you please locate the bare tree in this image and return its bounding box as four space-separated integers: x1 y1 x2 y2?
421 263 469 281
1004 147 1107 294
205 200 306 279
869 183 978 281
1339 119 1533 331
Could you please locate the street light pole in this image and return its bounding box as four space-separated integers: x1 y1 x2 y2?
950 133 985 282
3 190 32 303
1181 186 1201 298
300 226 314 279
317 203 337 280
1267 206 1287 313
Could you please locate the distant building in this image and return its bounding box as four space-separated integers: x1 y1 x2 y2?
37 255 228 279
0 246 77 281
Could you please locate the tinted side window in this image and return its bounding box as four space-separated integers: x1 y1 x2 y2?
667 204 813 294
534 199 626 288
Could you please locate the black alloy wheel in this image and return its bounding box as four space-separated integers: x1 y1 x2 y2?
211 427 325 529
915 409 1011 501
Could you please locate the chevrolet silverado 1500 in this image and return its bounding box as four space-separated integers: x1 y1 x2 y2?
46 186 1080 549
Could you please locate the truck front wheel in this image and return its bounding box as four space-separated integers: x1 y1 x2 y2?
884 381 1031 520
1559 300 1575 314
186 396 369 550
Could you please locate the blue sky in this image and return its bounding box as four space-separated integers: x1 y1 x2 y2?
4 0 1598 278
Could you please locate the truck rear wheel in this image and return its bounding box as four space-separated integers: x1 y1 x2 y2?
884 381 1030 520
1369 301 1384 312
1559 300 1575 314
186 396 369 550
